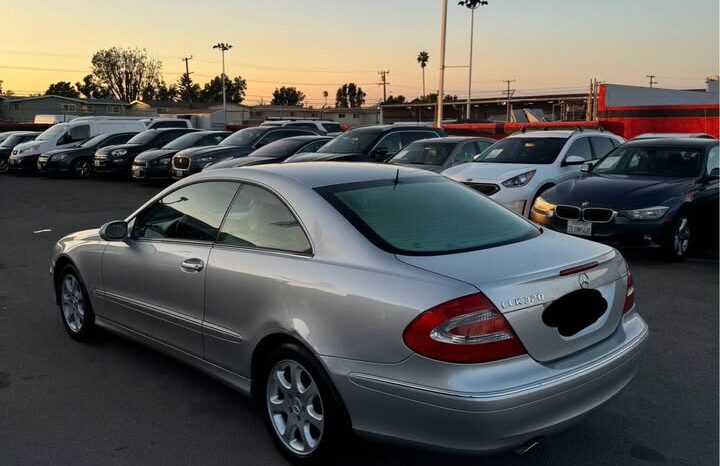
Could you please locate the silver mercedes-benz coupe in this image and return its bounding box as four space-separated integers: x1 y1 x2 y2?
51 162 648 463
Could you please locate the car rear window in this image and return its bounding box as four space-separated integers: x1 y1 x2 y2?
315 176 539 255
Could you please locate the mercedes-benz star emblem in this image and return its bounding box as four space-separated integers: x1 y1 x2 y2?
579 273 591 289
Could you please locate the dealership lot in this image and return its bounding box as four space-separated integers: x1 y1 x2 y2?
0 175 717 466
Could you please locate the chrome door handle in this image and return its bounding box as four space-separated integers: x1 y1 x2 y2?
180 258 205 272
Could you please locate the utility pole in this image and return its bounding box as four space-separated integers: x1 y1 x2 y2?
378 71 390 103
436 0 448 128
213 42 233 126
646 75 657 88
181 55 193 108
503 79 516 123
459 0 488 121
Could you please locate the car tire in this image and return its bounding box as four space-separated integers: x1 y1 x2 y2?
72 159 91 178
57 264 98 341
261 342 351 464
0 159 8 173
663 215 691 261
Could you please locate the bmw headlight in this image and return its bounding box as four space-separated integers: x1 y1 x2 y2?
502 170 536 188
532 196 556 217
54 153 69 160
152 157 171 166
621 206 669 220
111 149 127 157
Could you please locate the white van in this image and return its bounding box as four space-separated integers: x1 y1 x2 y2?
10 117 147 159
34 114 78 124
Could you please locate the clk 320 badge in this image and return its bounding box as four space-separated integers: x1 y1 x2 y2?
500 293 546 310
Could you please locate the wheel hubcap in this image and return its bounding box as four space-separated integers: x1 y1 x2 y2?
61 275 85 332
266 359 324 455
674 217 690 256
76 162 89 177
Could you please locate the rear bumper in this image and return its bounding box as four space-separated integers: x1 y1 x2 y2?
321 312 648 453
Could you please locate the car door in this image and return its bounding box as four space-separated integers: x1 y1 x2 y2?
99 181 240 356
558 136 593 183
203 183 313 375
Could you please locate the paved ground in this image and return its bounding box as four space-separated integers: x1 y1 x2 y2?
0 175 717 466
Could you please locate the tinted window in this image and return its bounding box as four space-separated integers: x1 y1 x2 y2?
252 139 307 158
474 140 493 154
317 128 382 154
590 137 616 159
593 146 703 178
316 176 539 255
153 131 188 148
321 123 342 133
133 182 239 241
474 137 566 164
220 128 268 147
565 137 593 161
100 133 134 147
0 134 36 148
375 133 403 155
299 139 329 153
399 131 438 147
36 124 68 141
706 146 719 175
68 124 90 143
389 142 454 166
450 142 479 166
200 133 229 145
256 130 310 147
128 130 160 145
218 184 311 254
287 122 317 130
151 120 188 129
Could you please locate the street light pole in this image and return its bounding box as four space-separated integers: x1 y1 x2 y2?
213 42 233 127
466 7 474 120
436 0 448 128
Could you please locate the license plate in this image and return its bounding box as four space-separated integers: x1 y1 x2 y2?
132 167 142 176
94 160 102 167
567 220 592 236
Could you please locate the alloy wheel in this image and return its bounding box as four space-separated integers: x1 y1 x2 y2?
0 160 7 173
61 274 85 332
75 161 90 178
674 217 690 257
266 359 324 455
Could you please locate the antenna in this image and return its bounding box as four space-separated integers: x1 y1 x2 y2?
393 168 400 187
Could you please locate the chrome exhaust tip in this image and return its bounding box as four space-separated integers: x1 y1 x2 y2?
513 438 543 456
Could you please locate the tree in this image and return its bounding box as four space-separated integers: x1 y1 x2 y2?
142 80 179 102
75 74 111 99
90 47 162 102
45 81 80 98
458 0 488 7
177 72 201 104
411 93 458 103
199 75 246 104
385 95 406 104
322 90 329 107
271 86 305 106
417 51 429 97
334 83 366 108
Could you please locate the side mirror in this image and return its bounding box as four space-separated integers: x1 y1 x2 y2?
580 162 594 173
99 220 128 241
370 146 389 162
707 167 720 179
563 155 586 166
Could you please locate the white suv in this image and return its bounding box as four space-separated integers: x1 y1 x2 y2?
260 120 342 136
442 130 625 217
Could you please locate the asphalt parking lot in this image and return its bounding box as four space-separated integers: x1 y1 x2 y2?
0 174 717 466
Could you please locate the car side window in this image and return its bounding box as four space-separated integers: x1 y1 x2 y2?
133 182 240 242
99 134 130 148
450 143 479 166
590 137 616 159
218 184 312 254
707 146 719 175
299 140 327 153
68 124 90 143
474 140 493 154
400 131 438 147
256 130 295 147
201 134 227 145
375 133 403 155
565 137 593 161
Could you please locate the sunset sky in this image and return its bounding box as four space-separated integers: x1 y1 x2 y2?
1 0 718 105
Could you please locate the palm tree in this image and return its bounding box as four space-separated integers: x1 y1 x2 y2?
322 90 329 107
417 51 430 97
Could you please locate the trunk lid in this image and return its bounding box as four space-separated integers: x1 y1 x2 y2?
396 229 628 362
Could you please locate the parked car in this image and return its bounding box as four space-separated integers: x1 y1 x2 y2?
0 131 18 144
142 118 194 129
260 119 343 136
442 130 625 217
284 124 446 163
8 117 147 172
631 133 716 141
386 136 496 173
170 126 318 179
0 131 41 173
132 131 230 181
51 162 647 462
37 132 139 178
531 138 719 260
93 128 198 176
204 135 332 170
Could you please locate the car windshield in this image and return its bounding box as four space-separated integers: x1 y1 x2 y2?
220 128 267 146
36 124 68 141
315 176 539 255
592 146 703 178
251 139 307 158
322 123 342 133
317 129 381 154
388 142 456 166
0 134 33 148
474 137 566 164
127 131 159 144
80 133 112 148
162 133 206 150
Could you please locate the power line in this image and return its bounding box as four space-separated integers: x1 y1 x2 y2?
502 79 516 122
646 74 658 88
378 70 390 103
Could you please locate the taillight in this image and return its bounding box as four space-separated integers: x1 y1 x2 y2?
402 293 526 363
623 271 635 314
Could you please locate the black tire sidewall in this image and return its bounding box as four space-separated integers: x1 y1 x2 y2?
260 342 350 464
57 264 97 340
664 215 690 261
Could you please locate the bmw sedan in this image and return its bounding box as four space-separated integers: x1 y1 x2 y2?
531 138 719 260
52 163 647 463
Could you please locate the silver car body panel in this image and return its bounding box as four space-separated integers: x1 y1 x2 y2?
51 162 647 453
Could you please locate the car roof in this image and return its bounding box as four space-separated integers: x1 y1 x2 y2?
408 136 490 144
507 130 577 138
199 161 434 188
621 138 719 149
5 131 41 136
280 135 332 141
632 133 716 139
